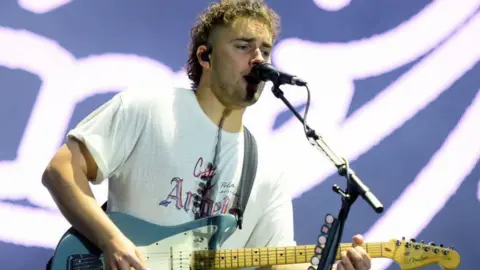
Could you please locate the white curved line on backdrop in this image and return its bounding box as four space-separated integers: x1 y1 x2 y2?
0 26 76 200
0 27 176 210
274 0 480 78
17 0 73 14
313 0 352 12
250 5 480 199
365 90 480 270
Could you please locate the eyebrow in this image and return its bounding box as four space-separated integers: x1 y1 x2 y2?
231 37 273 49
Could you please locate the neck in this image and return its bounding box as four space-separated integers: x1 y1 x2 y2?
195 85 245 133
191 243 385 269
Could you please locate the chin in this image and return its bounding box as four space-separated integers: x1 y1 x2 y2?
246 82 265 101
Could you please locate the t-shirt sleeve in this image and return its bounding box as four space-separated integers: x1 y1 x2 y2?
67 92 145 184
245 170 297 248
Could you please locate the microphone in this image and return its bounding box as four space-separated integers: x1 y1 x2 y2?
251 63 307 86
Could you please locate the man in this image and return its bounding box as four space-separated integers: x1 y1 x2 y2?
42 1 372 269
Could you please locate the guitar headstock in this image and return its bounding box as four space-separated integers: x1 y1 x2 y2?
382 237 460 270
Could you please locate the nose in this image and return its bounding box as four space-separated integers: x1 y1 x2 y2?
249 49 266 67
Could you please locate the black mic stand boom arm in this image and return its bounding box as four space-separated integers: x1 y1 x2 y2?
270 82 384 270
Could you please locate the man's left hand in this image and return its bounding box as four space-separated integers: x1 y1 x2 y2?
336 234 371 270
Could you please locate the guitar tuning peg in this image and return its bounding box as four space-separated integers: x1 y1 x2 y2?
420 240 425 244
402 236 406 241
439 244 444 248
449 246 455 250
428 242 436 246
410 238 416 242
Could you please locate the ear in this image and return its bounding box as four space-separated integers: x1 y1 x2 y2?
196 44 212 69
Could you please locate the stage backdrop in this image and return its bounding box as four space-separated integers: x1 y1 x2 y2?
1 0 479 269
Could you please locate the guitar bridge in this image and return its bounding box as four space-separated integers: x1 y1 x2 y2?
67 254 103 270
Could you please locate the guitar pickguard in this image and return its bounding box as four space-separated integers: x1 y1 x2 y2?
135 224 218 270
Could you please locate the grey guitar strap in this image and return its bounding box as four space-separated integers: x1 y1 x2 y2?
232 126 258 230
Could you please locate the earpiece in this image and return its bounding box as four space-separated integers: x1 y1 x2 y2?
200 46 212 62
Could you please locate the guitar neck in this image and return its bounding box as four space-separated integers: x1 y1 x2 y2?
193 242 385 269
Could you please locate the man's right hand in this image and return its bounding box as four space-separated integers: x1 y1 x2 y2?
102 234 149 270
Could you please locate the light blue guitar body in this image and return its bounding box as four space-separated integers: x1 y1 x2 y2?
49 212 239 270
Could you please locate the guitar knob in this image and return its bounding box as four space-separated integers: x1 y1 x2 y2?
325 214 335 224
317 235 327 245
321 225 330 234
310 256 320 266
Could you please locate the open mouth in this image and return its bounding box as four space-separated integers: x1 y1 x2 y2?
243 74 261 85
243 74 261 100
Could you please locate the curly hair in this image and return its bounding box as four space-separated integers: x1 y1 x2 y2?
187 0 280 89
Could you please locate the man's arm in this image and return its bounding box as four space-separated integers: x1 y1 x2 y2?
43 138 148 270
43 92 150 269
42 138 122 250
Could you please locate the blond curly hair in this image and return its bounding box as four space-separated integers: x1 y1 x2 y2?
187 0 280 89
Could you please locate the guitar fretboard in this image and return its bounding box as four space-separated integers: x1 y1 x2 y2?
192 243 384 269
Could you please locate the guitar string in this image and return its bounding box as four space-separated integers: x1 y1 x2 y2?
79 245 442 270
89 245 385 260
131 243 384 256
79 251 385 270
139 247 384 257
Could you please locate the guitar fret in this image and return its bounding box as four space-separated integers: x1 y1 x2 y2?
190 241 459 270
197 243 389 268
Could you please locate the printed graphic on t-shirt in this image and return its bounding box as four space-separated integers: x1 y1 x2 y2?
159 157 238 217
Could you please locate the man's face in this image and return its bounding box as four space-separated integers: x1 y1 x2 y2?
209 17 273 109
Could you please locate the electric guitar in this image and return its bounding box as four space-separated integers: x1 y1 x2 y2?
49 212 460 270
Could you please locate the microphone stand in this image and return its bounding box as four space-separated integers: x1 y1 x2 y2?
269 82 384 270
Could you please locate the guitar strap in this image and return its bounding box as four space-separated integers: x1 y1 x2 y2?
45 126 258 269
232 126 258 230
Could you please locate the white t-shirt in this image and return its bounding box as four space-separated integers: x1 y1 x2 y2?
67 87 296 249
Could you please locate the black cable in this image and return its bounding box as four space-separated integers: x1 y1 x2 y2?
194 110 228 219
303 84 312 141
